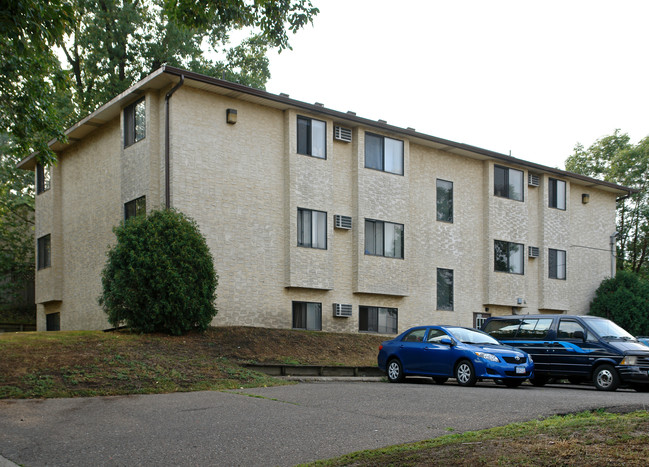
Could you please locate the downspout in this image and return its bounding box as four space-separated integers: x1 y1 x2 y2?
164 75 185 209
610 232 618 277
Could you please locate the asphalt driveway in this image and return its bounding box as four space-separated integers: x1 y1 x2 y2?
1 380 647 466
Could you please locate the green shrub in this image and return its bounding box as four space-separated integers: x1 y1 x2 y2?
589 271 649 336
99 209 217 335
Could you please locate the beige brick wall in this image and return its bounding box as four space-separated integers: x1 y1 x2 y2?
36 118 122 330
33 83 620 334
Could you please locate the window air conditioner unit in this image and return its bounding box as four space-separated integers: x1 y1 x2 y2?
334 215 352 230
528 174 540 187
528 246 540 258
334 126 352 143
333 303 352 318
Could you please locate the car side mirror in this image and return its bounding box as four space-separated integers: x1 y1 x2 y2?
573 331 585 341
440 337 455 346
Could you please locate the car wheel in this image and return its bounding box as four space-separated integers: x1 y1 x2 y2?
593 364 620 391
387 358 405 383
433 376 448 385
455 360 477 387
503 379 524 388
529 376 548 387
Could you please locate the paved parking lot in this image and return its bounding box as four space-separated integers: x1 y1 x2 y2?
1 380 647 466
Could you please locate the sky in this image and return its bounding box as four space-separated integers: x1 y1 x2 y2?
266 0 649 170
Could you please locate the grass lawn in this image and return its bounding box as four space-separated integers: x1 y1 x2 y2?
305 410 649 466
0 326 384 398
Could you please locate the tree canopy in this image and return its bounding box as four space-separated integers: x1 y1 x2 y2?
60 0 318 120
565 130 649 277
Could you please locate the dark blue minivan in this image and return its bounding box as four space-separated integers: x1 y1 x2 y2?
482 315 649 392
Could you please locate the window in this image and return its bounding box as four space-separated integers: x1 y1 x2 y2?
37 234 51 270
549 248 566 280
518 318 553 339
426 328 449 343
549 178 566 210
494 240 524 274
125 196 146 220
124 98 146 147
365 133 404 175
297 208 327 249
292 301 322 330
484 319 520 339
46 312 60 331
494 165 524 201
36 164 51 194
365 219 403 258
436 179 453 222
557 320 587 340
297 116 326 159
403 328 426 342
436 268 454 311
359 306 398 333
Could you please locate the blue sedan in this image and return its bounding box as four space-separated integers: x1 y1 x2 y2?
377 325 534 387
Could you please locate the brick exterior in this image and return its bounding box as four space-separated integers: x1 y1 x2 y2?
30 70 623 334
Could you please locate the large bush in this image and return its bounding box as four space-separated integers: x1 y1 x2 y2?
99 209 217 335
589 271 649 336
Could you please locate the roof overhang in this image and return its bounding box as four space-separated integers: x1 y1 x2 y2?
17 65 637 197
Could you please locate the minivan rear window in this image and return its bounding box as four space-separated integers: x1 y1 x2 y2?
483 319 520 338
484 318 553 340
518 318 552 339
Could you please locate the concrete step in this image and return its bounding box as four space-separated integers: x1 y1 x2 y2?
244 363 384 377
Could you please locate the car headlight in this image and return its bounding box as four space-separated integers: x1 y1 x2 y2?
621 356 637 365
475 352 499 362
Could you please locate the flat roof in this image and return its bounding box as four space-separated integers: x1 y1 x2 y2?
18 65 636 197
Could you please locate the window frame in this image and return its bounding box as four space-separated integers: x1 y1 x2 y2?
37 234 51 270
297 208 327 250
297 115 327 159
124 97 146 147
292 301 322 331
494 165 524 201
36 164 51 194
364 132 404 175
124 196 146 221
494 240 525 275
436 179 453 223
549 178 567 210
364 219 404 259
549 248 567 280
359 306 398 334
436 268 454 311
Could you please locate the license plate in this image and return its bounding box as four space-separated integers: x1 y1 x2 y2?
516 366 526 374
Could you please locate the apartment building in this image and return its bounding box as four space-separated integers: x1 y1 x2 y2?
19 66 632 333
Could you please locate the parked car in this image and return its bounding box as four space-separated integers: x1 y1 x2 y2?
482 315 649 392
377 325 533 387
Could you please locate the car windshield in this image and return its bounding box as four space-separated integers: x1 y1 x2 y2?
585 318 635 341
447 327 500 345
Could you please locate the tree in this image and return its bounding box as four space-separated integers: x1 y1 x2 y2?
99 209 218 335
565 130 649 277
0 135 35 312
59 0 319 116
0 0 73 165
589 271 649 336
